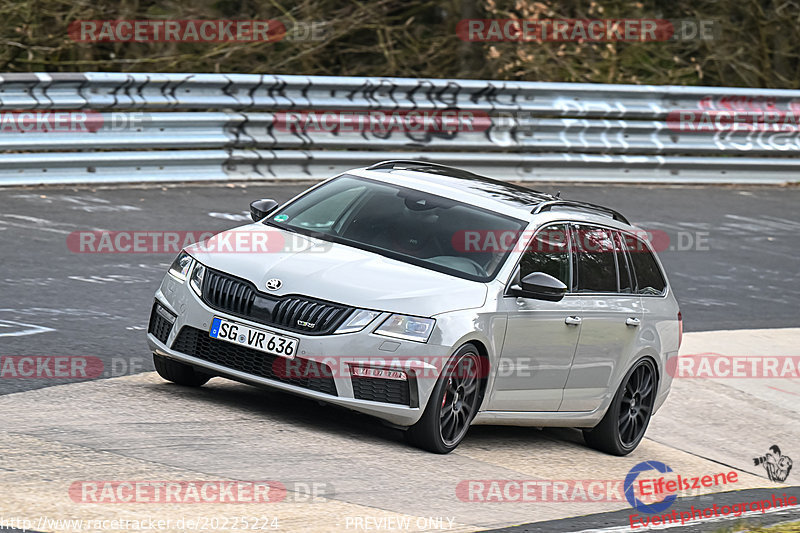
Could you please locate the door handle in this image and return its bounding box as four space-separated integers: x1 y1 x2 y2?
565 316 582 326
626 317 641 327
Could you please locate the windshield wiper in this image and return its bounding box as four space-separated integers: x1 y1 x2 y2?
261 219 298 234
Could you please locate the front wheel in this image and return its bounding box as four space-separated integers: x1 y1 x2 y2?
405 345 482 454
153 353 211 387
583 358 657 456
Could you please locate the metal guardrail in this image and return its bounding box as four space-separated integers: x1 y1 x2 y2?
1 72 800 185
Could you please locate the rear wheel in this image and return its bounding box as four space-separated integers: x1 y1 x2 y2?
583 358 657 456
405 344 482 454
153 353 211 387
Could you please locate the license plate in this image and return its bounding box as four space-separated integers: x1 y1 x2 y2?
209 317 297 360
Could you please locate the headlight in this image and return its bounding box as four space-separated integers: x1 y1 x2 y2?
374 314 435 343
189 261 206 296
335 309 381 334
168 251 193 281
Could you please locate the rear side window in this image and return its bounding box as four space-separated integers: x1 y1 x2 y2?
519 224 571 287
622 233 667 295
572 225 618 293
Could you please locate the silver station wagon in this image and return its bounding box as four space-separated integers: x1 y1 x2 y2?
147 160 681 454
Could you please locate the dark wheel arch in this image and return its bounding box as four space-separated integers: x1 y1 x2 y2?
582 356 659 456
465 339 491 410
404 342 485 453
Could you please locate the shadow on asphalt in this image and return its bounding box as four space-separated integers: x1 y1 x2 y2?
141 376 587 452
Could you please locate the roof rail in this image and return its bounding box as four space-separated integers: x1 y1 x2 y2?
532 200 630 225
366 160 483 180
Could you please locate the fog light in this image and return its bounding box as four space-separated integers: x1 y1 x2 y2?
154 303 176 324
350 364 407 381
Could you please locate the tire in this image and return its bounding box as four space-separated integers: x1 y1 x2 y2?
405 344 482 454
583 358 657 456
153 353 211 387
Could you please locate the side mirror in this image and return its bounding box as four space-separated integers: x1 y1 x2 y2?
511 272 568 302
250 199 280 222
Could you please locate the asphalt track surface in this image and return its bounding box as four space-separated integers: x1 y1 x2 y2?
0 337 797 533
1 181 799 395
0 181 799 533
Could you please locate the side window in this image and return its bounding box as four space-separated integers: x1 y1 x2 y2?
572 225 618 293
614 231 633 294
519 224 571 288
621 233 667 295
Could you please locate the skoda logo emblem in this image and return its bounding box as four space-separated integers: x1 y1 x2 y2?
265 278 282 291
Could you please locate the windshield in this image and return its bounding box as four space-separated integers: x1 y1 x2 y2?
267 175 528 282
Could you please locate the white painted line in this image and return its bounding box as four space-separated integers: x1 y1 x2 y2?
0 216 72 235
0 319 55 337
0 214 108 234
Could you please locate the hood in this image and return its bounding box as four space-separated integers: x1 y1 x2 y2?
186 224 487 316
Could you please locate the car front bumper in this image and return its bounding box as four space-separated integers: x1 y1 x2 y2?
146 273 453 427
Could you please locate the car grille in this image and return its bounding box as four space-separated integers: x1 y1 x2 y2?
203 268 256 316
172 326 338 396
148 302 173 344
352 376 411 406
272 297 348 332
201 268 351 335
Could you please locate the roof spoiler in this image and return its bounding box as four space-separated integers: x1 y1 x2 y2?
532 200 630 225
